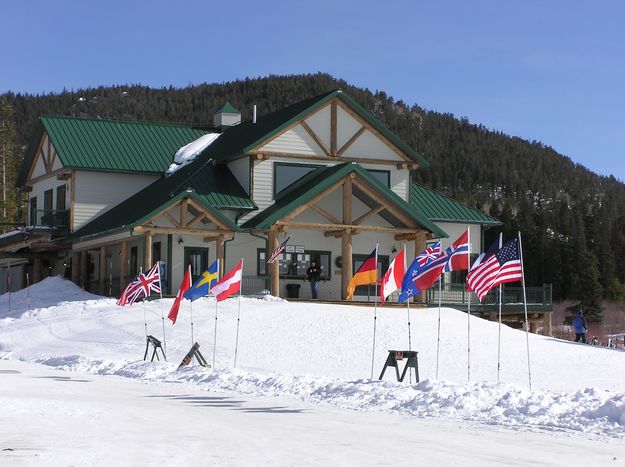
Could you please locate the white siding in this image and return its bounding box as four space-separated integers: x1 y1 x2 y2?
304 105 331 150
228 157 250 194
261 125 324 156
341 129 403 161
73 171 158 230
241 158 274 224
336 105 363 149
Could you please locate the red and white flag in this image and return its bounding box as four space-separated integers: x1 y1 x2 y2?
210 260 243 302
381 249 405 304
167 265 192 324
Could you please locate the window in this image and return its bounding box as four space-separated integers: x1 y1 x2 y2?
184 247 208 283
56 185 66 211
153 242 161 263
130 246 138 277
274 162 322 197
44 189 53 211
257 248 331 279
366 169 390 187
29 197 37 226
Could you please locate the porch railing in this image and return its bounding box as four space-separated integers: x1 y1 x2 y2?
427 283 552 312
30 209 70 229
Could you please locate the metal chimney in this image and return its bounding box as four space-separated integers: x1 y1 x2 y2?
253 105 257 124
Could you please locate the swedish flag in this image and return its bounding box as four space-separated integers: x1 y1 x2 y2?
184 260 219 302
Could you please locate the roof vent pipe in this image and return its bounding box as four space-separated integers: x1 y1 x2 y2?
253 105 257 124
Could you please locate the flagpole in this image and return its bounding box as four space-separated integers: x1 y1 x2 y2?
518 231 533 390
370 243 379 380
139 266 148 338
467 226 472 384
190 300 194 346
234 258 243 368
496 233 503 382
158 263 166 355
212 259 219 369
400 242 412 383
436 275 442 380
26 272 31 318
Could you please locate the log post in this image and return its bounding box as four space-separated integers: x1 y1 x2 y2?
415 232 427 303
80 250 88 290
120 241 128 293
145 231 153 271
71 252 80 284
341 177 353 300
99 245 106 295
268 227 280 297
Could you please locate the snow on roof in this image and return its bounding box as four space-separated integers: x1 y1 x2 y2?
165 132 221 175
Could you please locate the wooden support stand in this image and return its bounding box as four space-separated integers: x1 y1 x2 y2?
144 335 166 362
178 342 209 369
379 350 419 382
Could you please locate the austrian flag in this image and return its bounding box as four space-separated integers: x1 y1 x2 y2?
210 260 243 302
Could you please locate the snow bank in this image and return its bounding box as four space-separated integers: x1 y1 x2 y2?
31 355 625 438
165 133 220 175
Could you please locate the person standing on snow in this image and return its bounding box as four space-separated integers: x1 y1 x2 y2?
572 307 587 343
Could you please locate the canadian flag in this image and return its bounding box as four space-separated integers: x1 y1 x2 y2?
210 260 243 302
381 249 405 304
167 265 192 324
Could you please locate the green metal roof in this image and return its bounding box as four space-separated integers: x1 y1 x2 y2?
70 162 255 241
409 183 501 225
242 162 447 237
216 102 240 114
17 116 207 185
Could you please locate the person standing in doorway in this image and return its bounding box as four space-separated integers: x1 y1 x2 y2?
306 260 321 299
572 306 587 343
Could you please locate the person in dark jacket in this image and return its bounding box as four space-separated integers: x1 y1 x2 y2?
306 260 321 299
572 307 587 343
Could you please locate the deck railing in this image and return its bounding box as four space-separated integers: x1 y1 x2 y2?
427 283 552 309
30 209 70 229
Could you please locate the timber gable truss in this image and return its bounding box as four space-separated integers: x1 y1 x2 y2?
248 97 422 169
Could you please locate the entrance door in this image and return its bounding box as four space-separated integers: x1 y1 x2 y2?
184 247 208 283
351 254 389 299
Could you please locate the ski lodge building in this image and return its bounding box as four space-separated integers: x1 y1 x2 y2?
0 89 552 329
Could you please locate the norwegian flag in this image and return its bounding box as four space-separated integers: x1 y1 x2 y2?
117 262 161 306
416 242 441 267
443 230 469 272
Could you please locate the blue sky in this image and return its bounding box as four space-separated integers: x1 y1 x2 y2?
2 0 624 181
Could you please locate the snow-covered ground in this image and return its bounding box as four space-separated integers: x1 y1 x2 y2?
2 277 625 465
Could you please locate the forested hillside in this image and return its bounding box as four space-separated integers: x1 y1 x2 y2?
2 73 624 320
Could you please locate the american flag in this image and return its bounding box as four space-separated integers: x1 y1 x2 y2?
267 235 290 264
117 262 161 306
416 242 441 267
466 238 523 302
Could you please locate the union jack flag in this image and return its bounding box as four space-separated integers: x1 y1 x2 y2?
416 242 441 267
116 262 161 306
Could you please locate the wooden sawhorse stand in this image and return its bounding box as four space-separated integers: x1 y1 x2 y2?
379 350 419 382
178 342 209 369
144 335 166 362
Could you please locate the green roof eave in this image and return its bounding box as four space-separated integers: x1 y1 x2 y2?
240 90 429 167
217 102 240 114
409 183 501 226
242 162 447 237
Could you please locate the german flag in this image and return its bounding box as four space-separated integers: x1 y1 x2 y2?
346 246 378 300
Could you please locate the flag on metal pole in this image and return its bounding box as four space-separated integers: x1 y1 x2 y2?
381 249 405 304
168 265 192 324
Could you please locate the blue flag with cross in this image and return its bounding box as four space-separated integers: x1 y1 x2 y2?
184 260 219 302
